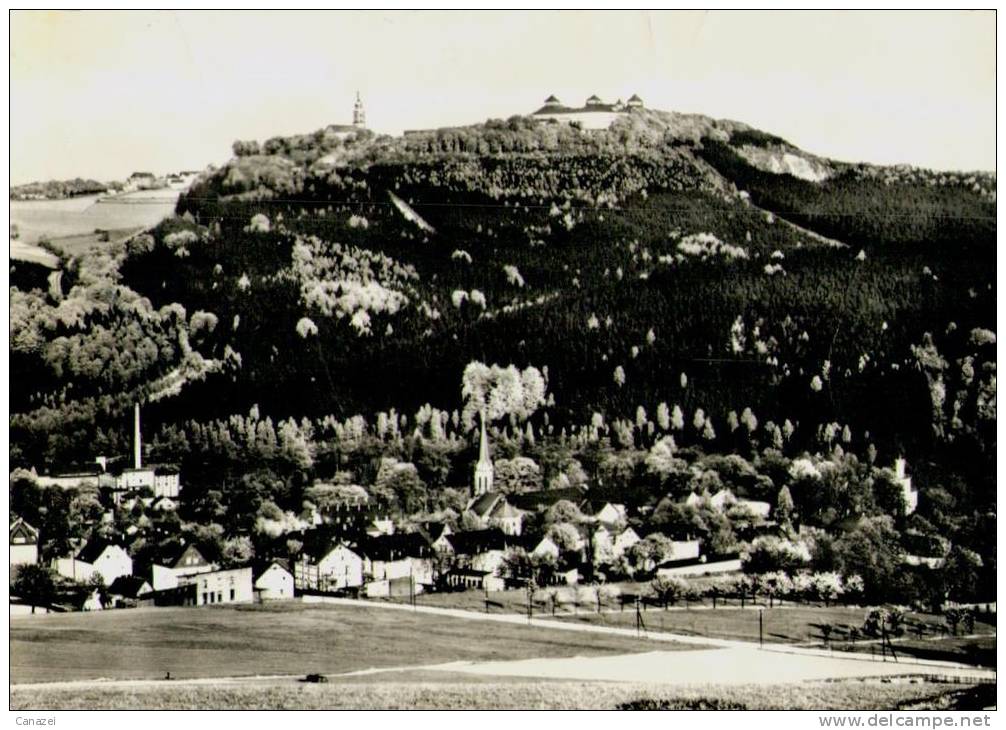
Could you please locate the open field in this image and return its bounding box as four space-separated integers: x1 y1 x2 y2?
10 602 668 684
554 605 995 648
10 678 992 711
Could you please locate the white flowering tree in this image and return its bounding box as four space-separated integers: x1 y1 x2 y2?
460 361 547 432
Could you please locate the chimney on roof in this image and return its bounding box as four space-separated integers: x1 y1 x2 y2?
134 402 142 469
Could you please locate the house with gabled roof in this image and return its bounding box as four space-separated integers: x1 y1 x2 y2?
151 543 217 590
55 538 132 584
10 517 39 567
108 575 153 607
359 533 433 585
254 559 295 600
295 540 364 592
442 528 519 575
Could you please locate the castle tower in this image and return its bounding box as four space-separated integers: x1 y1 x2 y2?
352 91 366 128
473 413 494 496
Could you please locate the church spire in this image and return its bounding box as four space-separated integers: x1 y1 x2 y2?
473 411 494 495
353 91 366 128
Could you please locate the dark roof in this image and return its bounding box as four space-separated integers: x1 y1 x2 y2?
108 575 150 598
448 567 492 578
418 522 450 543
586 94 602 103
467 492 504 518
359 533 430 561
509 487 585 511
76 538 126 564
445 528 514 556
153 464 180 475
544 94 560 104
628 93 643 102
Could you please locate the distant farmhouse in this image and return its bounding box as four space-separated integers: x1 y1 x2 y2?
531 93 644 130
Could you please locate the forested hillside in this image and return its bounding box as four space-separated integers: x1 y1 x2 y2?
10 109 996 601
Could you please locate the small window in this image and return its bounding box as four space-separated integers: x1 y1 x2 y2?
202 592 208 604
217 591 223 603
230 589 235 601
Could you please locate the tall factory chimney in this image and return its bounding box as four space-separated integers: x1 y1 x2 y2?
134 402 142 469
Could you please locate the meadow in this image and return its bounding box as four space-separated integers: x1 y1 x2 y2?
10 677 989 711
10 601 666 684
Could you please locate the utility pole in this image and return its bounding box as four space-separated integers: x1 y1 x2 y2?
759 608 764 647
635 596 646 637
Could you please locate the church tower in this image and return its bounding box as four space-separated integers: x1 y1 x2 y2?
353 91 366 128
473 413 494 495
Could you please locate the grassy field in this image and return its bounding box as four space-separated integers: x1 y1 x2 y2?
554 605 995 646
10 678 989 710
10 601 673 684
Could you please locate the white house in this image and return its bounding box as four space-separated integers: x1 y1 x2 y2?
361 534 433 585
57 540 132 585
443 529 517 576
614 527 641 556
307 543 365 590
530 535 561 562
10 517 39 567
193 566 254 606
151 544 217 591
668 539 702 561
254 560 295 600
586 501 628 528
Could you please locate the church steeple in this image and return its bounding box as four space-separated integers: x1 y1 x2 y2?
473 412 494 495
353 91 366 128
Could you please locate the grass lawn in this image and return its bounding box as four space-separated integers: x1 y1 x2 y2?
10 601 675 684
10 679 990 710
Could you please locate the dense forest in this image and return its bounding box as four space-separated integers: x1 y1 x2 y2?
9 108 996 603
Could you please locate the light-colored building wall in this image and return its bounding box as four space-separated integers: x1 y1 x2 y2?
192 567 253 606
118 469 155 491
154 473 181 498
91 546 133 585
10 543 38 567
255 564 295 600
317 545 364 589
54 557 96 582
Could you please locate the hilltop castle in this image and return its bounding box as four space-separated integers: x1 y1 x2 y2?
531 93 644 130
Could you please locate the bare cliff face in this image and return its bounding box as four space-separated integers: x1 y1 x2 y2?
734 144 833 183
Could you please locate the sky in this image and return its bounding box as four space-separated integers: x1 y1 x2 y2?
10 10 997 183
